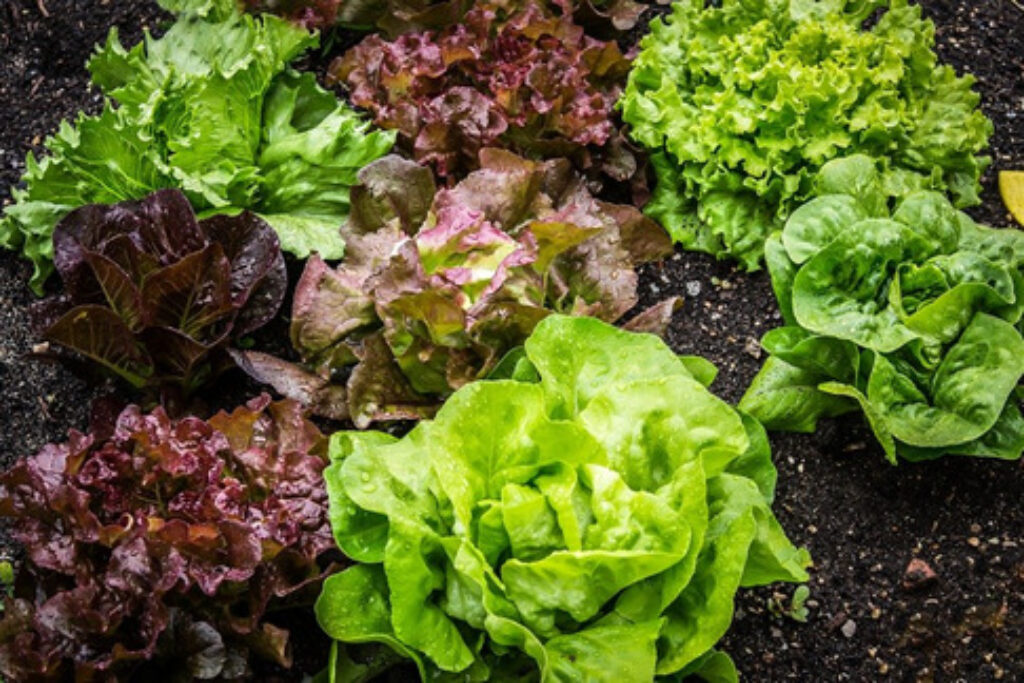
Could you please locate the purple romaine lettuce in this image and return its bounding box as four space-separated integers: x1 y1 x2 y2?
235 150 675 426
36 189 286 402
0 395 332 681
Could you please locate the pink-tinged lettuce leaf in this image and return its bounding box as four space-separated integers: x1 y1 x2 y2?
240 0 473 36
0 395 331 680
575 0 651 33
621 296 683 336
241 150 673 423
37 190 286 400
329 0 637 189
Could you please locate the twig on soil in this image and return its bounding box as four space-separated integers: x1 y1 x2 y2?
35 395 52 421
36 0 49 18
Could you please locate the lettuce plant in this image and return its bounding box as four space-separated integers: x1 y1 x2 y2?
576 0 654 32
0 5 394 293
241 0 471 34
234 150 676 426
740 156 1024 463
0 395 332 681
241 0 345 28
315 315 811 681
195 0 645 37
36 189 286 401
621 0 992 269
329 0 636 185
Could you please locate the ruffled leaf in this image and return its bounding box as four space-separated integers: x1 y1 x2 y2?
316 315 809 678
244 151 673 423
622 0 992 267
0 396 331 680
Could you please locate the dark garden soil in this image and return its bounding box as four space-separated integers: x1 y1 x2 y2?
1 0 1023 681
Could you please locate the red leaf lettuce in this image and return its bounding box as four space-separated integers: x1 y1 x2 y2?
234 150 675 426
329 0 639 188
241 0 471 34
0 395 332 681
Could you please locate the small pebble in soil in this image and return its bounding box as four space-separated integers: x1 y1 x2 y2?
902 558 938 591
743 336 762 359
841 620 857 638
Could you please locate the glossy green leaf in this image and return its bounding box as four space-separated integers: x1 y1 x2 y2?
319 315 809 678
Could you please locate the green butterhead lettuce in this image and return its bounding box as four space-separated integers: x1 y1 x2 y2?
1 5 394 292
316 315 810 681
740 156 1024 463
621 0 992 269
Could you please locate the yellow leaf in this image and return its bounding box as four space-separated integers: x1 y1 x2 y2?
998 170 1024 226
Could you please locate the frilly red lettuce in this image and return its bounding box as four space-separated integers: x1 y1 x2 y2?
241 0 472 34
329 0 639 189
234 150 675 426
0 395 332 681
237 0 657 39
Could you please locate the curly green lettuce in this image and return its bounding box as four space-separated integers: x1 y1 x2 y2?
620 0 992 269
0 5 394 293
740 156 1024 463
315 314 811 681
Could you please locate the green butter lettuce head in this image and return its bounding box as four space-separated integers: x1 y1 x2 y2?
316 315 810 681
740 156 1024 463
0 4 394 293
621 0 992 269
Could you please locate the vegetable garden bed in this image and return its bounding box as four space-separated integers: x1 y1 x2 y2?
0 0 1022 680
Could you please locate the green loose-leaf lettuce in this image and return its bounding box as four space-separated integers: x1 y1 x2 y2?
740 156 1024 463
316 315 810 681
1 5 394 292
621 0 992 269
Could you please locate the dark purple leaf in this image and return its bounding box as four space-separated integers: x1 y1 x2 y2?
228 349 351 421
44 304 153 387
201 211 287 336
37 190 286 399
129 189 207 264
138 326 225 393
83 251 143 330
139 243 234 336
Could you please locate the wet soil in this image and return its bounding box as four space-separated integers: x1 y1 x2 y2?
1 0 1023 681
